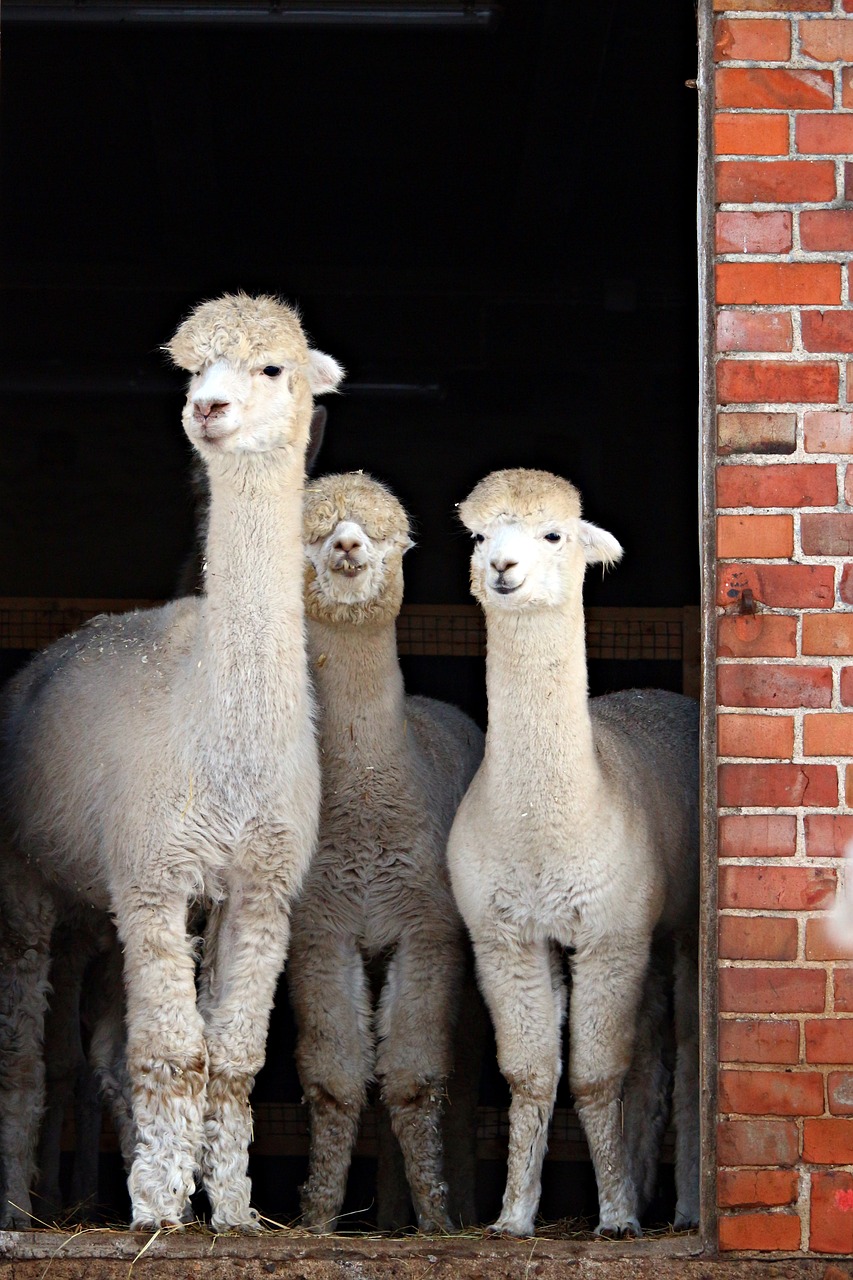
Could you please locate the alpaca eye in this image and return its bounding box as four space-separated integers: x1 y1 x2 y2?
544 532 561 544
473 534 485 544
262 365 283 378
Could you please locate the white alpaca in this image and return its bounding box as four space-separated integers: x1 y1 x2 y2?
447 468 699 1238
0 293 343 1231
287 472 484 1233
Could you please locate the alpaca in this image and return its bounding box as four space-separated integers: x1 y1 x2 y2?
447 468 700 1239
287 472 484 1233
0 293 343 1231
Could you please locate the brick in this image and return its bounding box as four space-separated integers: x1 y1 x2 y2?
805 713 853 756
828 1072 853 1114
842 667 853 707
801 210 853 253
717 360 838 405
804 411 853 453
803 515 853 558
803 311 853 354
719 915 798 961
719 970 827 1016
807 918 853 962
718 411 796 455
718 563 835 610
718 1168 798 1209
719 814 797 858
713 0 830 8
718 1117 799 1166
719 1019 799 1065
804 1118 853 1163
800 19 853 63
715 113 790 157
718 615 798 659
716 66 833 110
804 615 853 656
847 163 853 204
717 462 836 507
719 761 837 806
715 18 791 62
720 1066 825 1113
841 565 853 605
805 814 853 858
720 865 836 911
810 1170 853 1254
717 514 793 558
798 114 853 156
807 1019 853 1064
717 212 792 255
847 765 853 809
717 263 841 307
717 159 836 204
845 67 853 109
719 1211 801 1252
717 311 793 354
847 464 853 506
718 712 794 758
836 968 853 1012
717 664 832 709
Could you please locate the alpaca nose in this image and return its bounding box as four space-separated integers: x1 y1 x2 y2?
491 558 518 574
193 399 229 425
335 534 362 553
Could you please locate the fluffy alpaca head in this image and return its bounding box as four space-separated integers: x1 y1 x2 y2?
165 294 344 460
458 468 623 611
303 472 413 626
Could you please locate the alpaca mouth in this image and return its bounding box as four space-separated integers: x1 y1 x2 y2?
494 580 522 595
332 560 367 578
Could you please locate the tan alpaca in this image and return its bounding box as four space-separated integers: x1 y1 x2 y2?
447 468 699 1238
287 472 484 1233
0 294 343 1231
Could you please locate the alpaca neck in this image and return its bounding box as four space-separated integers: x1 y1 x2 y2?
308 615 406 762
483 595 600 800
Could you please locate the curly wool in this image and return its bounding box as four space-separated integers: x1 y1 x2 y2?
165 292 309 373
458 468 582 532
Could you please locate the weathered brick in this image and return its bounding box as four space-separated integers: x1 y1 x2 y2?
840 564 853 605
717 1117 799 1167
718 615 798 659
719 813 797 858
717 360 838 405
720 1065 826 1116
805 713 853 757
716 66 833 110
719 1019 799 1065
845 66 853 109
800 19 853 62
807 1019 853 1063
804 1118 853 1163
836 968 853 1012
717 462 836 507
717 311 793 354
717 514 793 559
719 1211 801 1253
713 0 829 8
804 615 853 656
718 411 796 455
718 1168 798 1209
717 212 792 255
805 814 853 858
718 563 834 609
715 113 790 157
719 915 798 962
720 865 835 911
718 712 794 758
802 310 853 354
810 1170 853 1254
715 18 791 62
717 664 832 709
846 463 853 506
720 761 837 806
801 210 853 253
846 765 853 809
828 1072 853 1114
807 918 853 962
720 970 827 1016
842 667 853 707
797 114 853 155
717 160 836 205
802 515 853 558
804 411 853 453
717 263 841 307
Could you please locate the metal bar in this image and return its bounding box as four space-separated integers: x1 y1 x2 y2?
3 3 499 25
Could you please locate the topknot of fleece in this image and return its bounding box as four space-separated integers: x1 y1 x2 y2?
165 293 310 372
303 472 412 547
458 468 582 531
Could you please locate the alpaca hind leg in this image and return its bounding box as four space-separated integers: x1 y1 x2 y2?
622 942 672 1219
288 934 372 1233
569 939 650 1238
472 936 565 1238
672 937 700 1230
376 931 465 1234
442 962 488 1227
0 866 56 1229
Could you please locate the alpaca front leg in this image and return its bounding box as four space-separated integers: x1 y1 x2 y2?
117 894 207 1230
672 936 700 1230
472 936 565 1238
569 941 650 1238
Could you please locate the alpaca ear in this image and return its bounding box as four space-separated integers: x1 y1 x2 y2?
306 348 345 395
305 406 327 474
578 520 623 568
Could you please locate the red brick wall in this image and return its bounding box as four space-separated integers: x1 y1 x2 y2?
713 0 853 1255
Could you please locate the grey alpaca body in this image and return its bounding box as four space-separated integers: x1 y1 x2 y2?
288 473 484 1233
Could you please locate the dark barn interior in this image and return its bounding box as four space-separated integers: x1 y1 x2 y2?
0 0 700 1233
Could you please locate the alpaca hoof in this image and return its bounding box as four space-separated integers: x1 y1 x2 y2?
0 1205 33 1231
210 1206 263 1234
417 1213 458 1235
673 1207 699 1231
595 1216 642 1240
485 1218 534 1238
